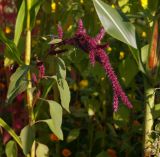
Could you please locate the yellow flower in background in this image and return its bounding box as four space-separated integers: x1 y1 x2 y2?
140 0 148 9
141 31 147 38
51 2 56 12
79 80 88 89
36 19 41 25
119 51 125 60
107 47 112 52
67 25 73 31
80 0 84 4
5 26 11 34
111 4 115 8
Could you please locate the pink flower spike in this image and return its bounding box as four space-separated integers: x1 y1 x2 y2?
89 50 96 66
76 19 86 34
97 49 133 110
32 73 38 84
37 61 45 79
57 24 63 39
95 27 105 43
113 91 119 112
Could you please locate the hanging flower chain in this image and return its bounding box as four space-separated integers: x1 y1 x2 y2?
50 19 133 111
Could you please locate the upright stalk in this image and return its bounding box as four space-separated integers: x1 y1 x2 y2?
25 0 35 156
143 85 155 157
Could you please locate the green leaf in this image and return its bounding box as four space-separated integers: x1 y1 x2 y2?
35 79 55 119
45 100 63 140
5 141 17 157
141 44 149 65
20 125 35 155
7 65 29 103
30 0 44 29
0 118 22 148
93 0 137 48
14 0 25 46
119 56 138 87
42 119 63 140
67 129 80 143
0 28 23 66
36 143 49 157
96 151 109 157
56 57 66 79
57 78 70 112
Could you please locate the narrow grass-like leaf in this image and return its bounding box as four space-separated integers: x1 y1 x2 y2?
0 29 23 65
14 0 25 46
0 118 22 148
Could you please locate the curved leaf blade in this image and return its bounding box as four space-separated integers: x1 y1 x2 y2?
14 0 26 46
0 118 22 148
93 0 137 49
0 29 23 65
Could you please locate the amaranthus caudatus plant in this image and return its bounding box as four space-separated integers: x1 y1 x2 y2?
50 19 133 112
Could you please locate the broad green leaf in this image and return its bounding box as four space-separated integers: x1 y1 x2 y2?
7 65 29 103
0 28 23 66
5 141 17 157
20 125 35 155
93 0 137 48
96 151 109 157
36 143 49 157
119 56 138 87
56 57 66 79
45 100 63 140
42 119 63 140
67 129 80 143
57 78 70 112
14 0 25 46
0 118 22 148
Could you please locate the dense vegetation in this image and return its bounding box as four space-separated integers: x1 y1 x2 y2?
0 0 160 157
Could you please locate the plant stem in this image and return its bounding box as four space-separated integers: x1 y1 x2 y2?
143 86 155 157
25 0 35 157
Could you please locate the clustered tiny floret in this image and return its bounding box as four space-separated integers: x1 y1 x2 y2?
50 19 133 111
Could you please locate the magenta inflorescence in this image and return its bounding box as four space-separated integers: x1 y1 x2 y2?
50 19 133 111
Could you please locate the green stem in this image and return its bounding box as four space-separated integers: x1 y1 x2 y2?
25 0 35 156
143 86 155 157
